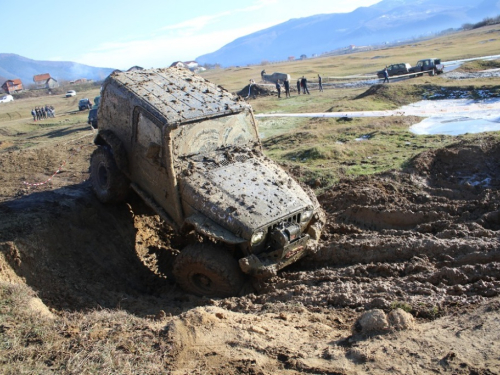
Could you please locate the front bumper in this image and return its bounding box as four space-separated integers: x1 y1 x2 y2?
238 234 311 278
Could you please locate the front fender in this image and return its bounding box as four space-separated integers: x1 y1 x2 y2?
94 130 129 176
185 213 247 245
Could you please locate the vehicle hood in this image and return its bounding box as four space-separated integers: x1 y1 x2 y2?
180 158 313 239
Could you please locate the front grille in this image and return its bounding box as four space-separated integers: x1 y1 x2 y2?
268 212 302 232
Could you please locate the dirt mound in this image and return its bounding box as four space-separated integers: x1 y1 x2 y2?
354 83 423 105
409 136 500 191
236 84 274 98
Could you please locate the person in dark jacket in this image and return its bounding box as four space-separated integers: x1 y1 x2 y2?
296 78 301 95
284 78 290 98
301 76 310 94
318 74 323 92
383 68 389 83
275 80 281 98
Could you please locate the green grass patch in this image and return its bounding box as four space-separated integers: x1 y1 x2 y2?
456 58 500 72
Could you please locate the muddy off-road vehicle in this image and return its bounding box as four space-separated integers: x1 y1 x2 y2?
90 67 325 297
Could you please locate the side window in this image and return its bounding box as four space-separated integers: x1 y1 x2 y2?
136 111 161 148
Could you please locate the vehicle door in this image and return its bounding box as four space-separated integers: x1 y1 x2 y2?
131 108 171 208
422 60 431 71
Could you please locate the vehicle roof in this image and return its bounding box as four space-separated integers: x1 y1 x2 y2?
105 67 250 125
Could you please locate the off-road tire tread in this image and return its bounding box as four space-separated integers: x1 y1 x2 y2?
173 244 244 297
90 147 129 203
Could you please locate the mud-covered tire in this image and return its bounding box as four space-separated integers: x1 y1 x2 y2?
90 146 129 203
173 244 244 297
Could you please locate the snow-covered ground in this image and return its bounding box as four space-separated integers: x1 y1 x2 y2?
256 98 500 136
404 98 500 135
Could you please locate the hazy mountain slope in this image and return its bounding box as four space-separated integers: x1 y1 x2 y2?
196 0 500 67
0 54 115 86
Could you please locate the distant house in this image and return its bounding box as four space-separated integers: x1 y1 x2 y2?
1 79 23 94
169 61 200 71
170 61 186 69
33 73 59 89
288 56 295 61
183 61 199 71
70 78 88 85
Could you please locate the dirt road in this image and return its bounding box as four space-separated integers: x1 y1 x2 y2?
0 113 499 373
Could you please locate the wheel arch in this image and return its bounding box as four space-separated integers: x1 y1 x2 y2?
94 130 130 177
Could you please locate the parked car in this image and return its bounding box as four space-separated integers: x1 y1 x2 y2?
409 58 444 76
0 94 14 103
377 63 411 78
66 90 76 97
78 98 92 110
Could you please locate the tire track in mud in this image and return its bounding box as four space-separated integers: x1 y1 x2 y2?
235 137 500 317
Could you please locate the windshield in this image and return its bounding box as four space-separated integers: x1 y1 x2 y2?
171 110 258 158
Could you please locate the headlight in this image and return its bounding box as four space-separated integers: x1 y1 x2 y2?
301 208 314 223
251 230 266 246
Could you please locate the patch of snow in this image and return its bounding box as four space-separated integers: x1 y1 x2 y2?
404 98 500 136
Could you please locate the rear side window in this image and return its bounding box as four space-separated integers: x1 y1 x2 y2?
135 111 161 148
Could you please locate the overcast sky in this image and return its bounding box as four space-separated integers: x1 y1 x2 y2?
3 0 382 70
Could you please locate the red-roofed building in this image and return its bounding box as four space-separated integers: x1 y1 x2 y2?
33 73 59 89
1 79 24 94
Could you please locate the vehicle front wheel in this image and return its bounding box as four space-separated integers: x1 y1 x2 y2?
90 146 129 203
173 244 244 297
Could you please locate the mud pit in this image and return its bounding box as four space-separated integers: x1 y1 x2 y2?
0 128 499 373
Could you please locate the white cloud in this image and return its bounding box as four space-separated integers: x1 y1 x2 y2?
77 22 277 69
159 0 279 35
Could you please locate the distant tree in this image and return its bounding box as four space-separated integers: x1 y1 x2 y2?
462 23 473 30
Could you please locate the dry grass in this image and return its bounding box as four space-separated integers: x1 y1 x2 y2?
200 24 500 92
0 281 169 374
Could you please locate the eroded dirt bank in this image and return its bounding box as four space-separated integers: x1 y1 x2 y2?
0 134 499 374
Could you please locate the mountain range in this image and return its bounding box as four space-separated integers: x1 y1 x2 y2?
196 0 500 67
0 54 115 88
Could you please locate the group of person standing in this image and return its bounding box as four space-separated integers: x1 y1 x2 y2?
31 105 55 121
275 74 324 98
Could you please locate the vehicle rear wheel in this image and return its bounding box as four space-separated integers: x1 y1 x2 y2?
90 146 129 203
173 243 244 297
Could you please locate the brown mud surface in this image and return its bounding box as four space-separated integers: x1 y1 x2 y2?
0 125 499 374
